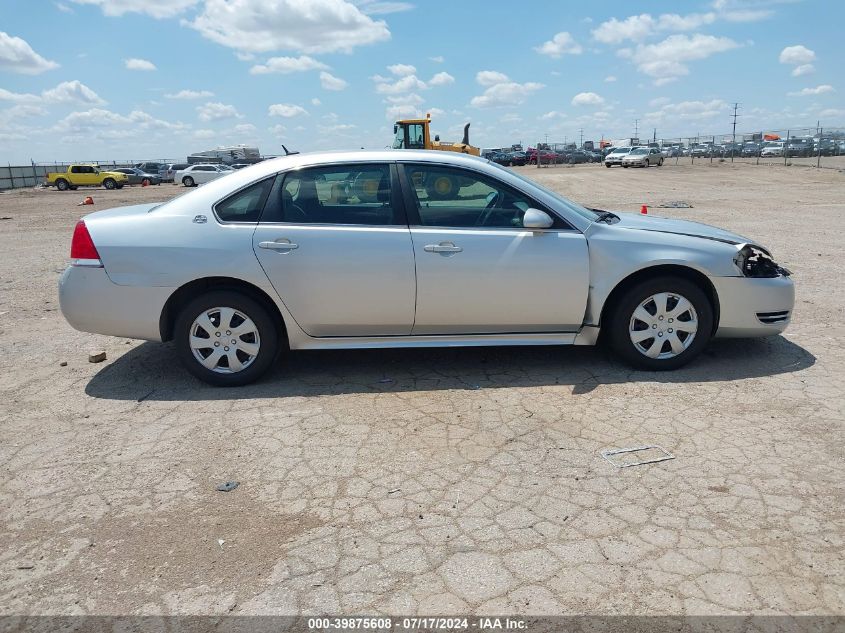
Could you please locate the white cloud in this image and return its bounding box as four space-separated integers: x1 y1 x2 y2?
787 85 834 97
42 80 106 105
0 31 60 75
269 124 286 136
388 63 416 76
320 71 349 91
645 99 727 124
56 2 74 12
165 89 214 100
604 75 617 82
249 55 328 75
124 58 157 71
625 33 740 85
476 70 509 87
791 64 814 77
571 92 605 106
373 73 427 94
779 45 815 66
268 103 309 117
0 88 41 104
187 0 391 55
196 101 243 121
429 55 444 63
470 73 544 108
429 71 455 86
194 129 216 139
592 12 716 43
311 97 322 106
231 123 257 135
71 0 200 18
535 32 583 57
356 0 414 14
540 111 566 120
817 108 845 119
712 0 772 23
0 104 49 121
52 108 187 139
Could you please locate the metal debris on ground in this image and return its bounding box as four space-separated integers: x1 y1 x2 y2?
59 361 67 367
216 481 239 492
656 201 694 208
601 445 675 468
88 351 107 363
387 488 401 495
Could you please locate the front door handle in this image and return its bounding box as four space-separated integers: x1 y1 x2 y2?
424 242 462 253
259 239 299 251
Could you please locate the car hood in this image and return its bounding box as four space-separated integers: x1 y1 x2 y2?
610 212 760 248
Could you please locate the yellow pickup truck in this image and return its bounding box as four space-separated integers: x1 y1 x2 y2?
45 164 129 191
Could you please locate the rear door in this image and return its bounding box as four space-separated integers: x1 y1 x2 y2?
251 163 416 337
399 162 589 335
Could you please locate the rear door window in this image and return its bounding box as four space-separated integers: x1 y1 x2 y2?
260 164 400 225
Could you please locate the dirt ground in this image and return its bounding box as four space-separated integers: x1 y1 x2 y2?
0 161 843 617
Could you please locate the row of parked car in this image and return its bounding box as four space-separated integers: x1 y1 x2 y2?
487 148 605 166
131 161 254 184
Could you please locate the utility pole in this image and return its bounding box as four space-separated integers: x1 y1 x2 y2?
633 119 639 140
579 128 584 148
730 102 741 161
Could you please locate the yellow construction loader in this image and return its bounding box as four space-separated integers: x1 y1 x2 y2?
391 114 480 156
391 114 481 199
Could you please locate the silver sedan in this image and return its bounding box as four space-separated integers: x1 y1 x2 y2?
59 150 794 386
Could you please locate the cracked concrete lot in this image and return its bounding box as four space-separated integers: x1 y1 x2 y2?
0 162 843 616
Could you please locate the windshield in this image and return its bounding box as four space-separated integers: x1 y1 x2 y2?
630 148 648 155
495 163 598 221
611 148 630 154
392 124 405 149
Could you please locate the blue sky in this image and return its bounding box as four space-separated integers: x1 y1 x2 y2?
0 0 842 162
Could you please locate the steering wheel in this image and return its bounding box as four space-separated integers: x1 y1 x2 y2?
475 191 501 226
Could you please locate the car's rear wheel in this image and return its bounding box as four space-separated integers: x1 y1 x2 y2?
183 176 195 187
103 178 116 190
607 276 713 371
175 291 279 386
658 158 664 166
56 179 69 191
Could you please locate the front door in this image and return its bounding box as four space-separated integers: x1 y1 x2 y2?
400 163 589 335
252 163 416 337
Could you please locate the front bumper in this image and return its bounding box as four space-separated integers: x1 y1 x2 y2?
59 266 173 341
711 275 795 338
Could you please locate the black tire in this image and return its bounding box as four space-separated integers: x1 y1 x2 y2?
174 291 280 387
183 176 195 187
658 159 663 167
607 276 713 371
605 163 612 168
623 164 629 168
56 179 69 191
103 178 116 190
69 185 78 190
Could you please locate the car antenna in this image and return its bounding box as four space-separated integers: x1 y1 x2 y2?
281 145 299 156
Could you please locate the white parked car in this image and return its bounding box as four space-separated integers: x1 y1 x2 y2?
760 142 784 158
604 147 632 167
175 164 232 187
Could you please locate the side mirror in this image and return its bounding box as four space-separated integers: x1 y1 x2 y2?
523 208 553 229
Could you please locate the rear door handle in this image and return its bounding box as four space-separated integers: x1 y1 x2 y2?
424 242 462 253
259 239 299 251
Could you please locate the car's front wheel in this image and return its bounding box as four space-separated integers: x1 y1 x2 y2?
607 277 713 371
103 178 116 190
174 291 279 386
183 176 195 187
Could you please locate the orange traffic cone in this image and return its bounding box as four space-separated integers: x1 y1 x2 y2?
83 196 94 205
640 204 648 214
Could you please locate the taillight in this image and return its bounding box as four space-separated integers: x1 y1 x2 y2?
70 220 102 266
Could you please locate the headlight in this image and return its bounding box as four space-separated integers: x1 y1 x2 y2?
733 245 790 278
